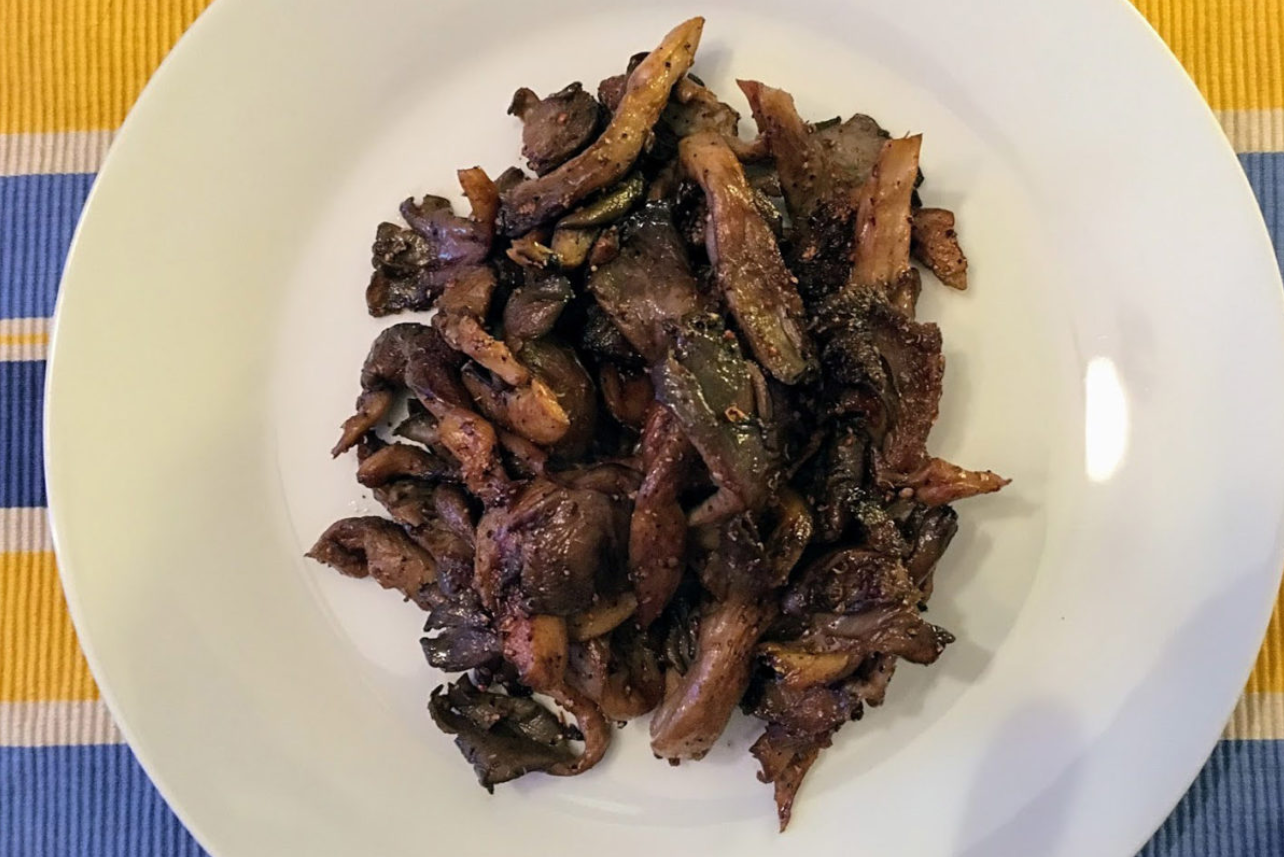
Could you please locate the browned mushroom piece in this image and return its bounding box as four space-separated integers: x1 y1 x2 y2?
508 83 602 177
649 592 775 760
499 18 704 235
629 404 696 626
307 517 437 608
911 206 968 289
332 322 469 456
678 131 813 383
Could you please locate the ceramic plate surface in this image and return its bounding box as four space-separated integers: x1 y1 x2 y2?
45 0 1284 854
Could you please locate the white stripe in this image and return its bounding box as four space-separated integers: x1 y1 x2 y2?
1223 691 1284 740
0 130 114 177
0 507 53 553
0 700 122 747
0 317 49 362
1215 109 1284 154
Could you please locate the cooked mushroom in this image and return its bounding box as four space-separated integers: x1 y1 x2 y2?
679 131 814 383
499 18 704 235
508 83 602 177
307 517 437 608
629 404 696 625
310 19 1008 826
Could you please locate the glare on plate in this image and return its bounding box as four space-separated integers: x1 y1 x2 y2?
1084 356 1129 482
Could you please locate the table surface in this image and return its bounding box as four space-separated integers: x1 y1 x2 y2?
2 1 1283 854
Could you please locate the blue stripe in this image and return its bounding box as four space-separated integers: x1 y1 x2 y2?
0 174 95 320
0 744 206 857
0 360 45 507
1240 153 1284 274
1140 740 1284 856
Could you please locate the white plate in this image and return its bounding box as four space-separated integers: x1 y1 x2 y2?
44 0 1284 854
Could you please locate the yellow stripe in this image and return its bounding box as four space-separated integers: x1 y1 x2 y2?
0 0 213 134
1246 597 1284 694
0 333 48 347
1132 0 1284 110
0 550 98 702
1 0 1277 126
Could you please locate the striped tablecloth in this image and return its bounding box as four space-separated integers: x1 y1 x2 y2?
2 1 1282 854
